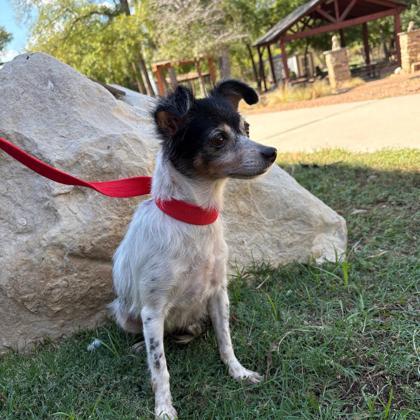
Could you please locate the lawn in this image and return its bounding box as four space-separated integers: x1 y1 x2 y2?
1 149 419 419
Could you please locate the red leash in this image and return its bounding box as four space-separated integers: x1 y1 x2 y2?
0 137 218 225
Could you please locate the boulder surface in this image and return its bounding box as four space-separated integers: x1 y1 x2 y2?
0 53 346 353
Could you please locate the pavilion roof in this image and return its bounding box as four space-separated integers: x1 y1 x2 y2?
254 0 407 47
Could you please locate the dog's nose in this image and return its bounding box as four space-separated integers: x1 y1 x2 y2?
260 146 277 163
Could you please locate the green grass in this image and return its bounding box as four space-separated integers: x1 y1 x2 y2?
1 149 419 419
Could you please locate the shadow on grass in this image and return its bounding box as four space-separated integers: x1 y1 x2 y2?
1 151 419 419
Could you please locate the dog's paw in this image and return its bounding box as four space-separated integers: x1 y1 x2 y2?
229 366 263 384
155 403 177 419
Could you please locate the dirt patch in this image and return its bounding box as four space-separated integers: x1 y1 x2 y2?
243 72 420 114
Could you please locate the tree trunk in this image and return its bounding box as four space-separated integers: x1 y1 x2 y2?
117 0 154 96
339 29 346 48
304 40 310 77
220 46 231 79
246 43 259 87
131 62 146 94
119 0 130 16
139 53 155 96
207 57 217 85
382 33 390 62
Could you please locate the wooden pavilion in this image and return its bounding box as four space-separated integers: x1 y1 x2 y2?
152 57 217 96
253 0 407 90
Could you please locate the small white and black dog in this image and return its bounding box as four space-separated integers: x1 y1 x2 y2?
111 80 277 419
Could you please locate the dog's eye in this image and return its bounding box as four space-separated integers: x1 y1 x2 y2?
211 134 226 148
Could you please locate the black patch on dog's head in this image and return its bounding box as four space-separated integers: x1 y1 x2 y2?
153 80 261 179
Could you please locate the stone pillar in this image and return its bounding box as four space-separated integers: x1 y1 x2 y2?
323 48 351 89
399 28 420 73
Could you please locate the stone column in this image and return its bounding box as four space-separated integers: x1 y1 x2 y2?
399 28 420 73
323 48 351 89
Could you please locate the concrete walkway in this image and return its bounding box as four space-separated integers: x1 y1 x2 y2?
244 94 420 152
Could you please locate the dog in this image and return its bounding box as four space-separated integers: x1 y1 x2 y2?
110 79 277 419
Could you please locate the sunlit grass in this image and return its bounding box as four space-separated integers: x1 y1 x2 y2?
277 148 420 172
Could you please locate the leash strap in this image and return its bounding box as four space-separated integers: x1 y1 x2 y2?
0 137 218 225
0 137 152 198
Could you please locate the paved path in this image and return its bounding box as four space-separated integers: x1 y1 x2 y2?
244 94 420 152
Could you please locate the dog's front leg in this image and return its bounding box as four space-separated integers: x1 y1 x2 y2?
208 286 262 383
141 307 177 419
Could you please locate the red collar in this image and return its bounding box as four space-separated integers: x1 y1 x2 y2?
0 137 219 226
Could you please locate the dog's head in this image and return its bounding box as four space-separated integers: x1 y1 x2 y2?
154 79 277 180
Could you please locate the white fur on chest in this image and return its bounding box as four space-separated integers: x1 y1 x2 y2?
113 198 228 331
112 152 229 332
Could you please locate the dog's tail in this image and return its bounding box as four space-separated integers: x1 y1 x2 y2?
108 299 142 334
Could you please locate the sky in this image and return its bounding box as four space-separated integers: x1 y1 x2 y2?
0 0 29 61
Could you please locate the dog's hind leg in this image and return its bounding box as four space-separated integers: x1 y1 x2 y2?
109 299 142 334
172 320 207 344
141 306 177 420
208 286 262 384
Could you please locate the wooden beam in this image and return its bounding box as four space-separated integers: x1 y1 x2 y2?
362 22 371 66
289 16 310 35
154 67 166 96
334 0 340 20
364 0 402 8
340 0 357 21
307 17 316 27
267 44 277 85
297 16 313 31
316 6 336 23
301 16 313 28
305 16 315 28
283 9 400 42
280 38 290 81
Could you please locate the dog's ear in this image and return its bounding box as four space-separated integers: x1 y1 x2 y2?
154 86 194 137
210 79 258 111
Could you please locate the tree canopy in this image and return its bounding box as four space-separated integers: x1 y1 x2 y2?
146 0 245 60
403 0 420 28
0 26 13 54
16 0 154 92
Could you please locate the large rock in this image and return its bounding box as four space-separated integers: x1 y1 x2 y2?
0 53 346 353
